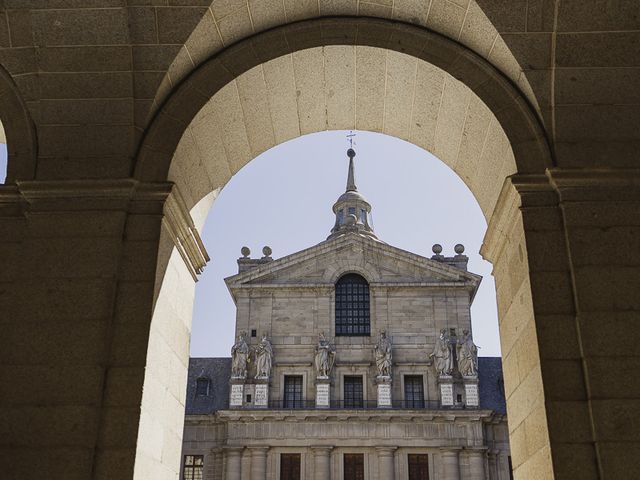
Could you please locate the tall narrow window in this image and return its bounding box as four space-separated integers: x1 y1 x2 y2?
404 375 425 408
280 453 301 480
344 376 364 408
408 454 429 480
182 455 204 480
283 375 303 408
344 454 364 480
335 273 370 336
195 377 210 396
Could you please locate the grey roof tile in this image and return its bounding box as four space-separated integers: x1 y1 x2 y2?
185 357 231 414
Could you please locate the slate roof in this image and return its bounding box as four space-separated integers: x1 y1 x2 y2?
478 357 507 414
185 356 507 415
185 357 231 415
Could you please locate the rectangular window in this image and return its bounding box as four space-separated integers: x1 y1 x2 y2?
280 453 301 480
182 455 204 480
344 454 364 480
408 454 429 480
283 375 303 408
344 376 364 408
404 375 425 408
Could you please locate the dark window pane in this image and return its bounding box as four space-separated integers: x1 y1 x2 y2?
281 453 301 480
335 274 370 336
344 376 363 408
344 454 364 480
284 376 303 408
408 454 429 480
195 377 209 396
404 375 425 408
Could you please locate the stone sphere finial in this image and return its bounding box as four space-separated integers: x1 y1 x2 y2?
454 244 465 254
432 244 443 254
241 246 250 257
262 246 272 257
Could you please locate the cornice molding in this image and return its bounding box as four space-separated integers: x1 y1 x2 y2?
162 184 210 281
0 179 209 280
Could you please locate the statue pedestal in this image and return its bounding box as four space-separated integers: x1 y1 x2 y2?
315 377 330 408
375 376 392 408
229 377 245 408
254 378 269 408
463 376 479 407
438 375 454 407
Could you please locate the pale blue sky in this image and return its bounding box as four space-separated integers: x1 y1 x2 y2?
191 131 501 358
0 132 501 358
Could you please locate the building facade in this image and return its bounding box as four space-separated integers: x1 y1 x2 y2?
181 150 510 480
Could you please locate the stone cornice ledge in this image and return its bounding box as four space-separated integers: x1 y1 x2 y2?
546 168 640 202
0 179 209 280
162 184 209 281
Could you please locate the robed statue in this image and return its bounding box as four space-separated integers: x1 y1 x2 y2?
457 329 479 377
314 332 336 378
429 328 453 376
374 330 393 377
254 333 273 379
230 332 249 378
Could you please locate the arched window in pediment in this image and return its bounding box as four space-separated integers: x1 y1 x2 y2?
335 273 370 336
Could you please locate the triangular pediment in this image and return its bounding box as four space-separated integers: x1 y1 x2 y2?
225 234 481 298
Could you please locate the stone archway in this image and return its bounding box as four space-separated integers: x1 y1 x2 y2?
0 63 37 183
134 16 569 480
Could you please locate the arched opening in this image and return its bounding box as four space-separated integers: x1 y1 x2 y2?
135 17 553 480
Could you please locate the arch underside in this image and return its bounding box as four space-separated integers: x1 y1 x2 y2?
137 18 551 224
170 45 516 221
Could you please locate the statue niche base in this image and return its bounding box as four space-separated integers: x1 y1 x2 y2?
315 377 331 408
254 378 269 408
375 375 392 408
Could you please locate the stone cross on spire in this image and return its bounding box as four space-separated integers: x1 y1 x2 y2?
327 142 378 240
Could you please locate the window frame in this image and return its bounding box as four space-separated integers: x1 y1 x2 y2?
343 453 365 480
343 375 364 409
182 454 204 480
283 375 304 408
280 453 301 480
195 377 210 397
408 454 430 480
403 375 425 408
334 273 371 337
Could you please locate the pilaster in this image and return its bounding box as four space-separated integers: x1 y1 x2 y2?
224 447 244 480
311 446 333 480
248 447 269 480
440 447 461 480
375 447 397 480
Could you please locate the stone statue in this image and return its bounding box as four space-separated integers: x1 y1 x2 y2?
457 329 478 377
254 333 273 379
230 332 249 378
429 328 453 376
314 332 336 378
374 330 393 377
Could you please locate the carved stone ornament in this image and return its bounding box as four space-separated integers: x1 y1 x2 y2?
374 330 393 378
230 331 250 379
254 333 273 379
314 332 336 378
429 328 453 376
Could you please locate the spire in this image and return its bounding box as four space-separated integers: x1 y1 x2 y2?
346 148 357 192
327 146 378 241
